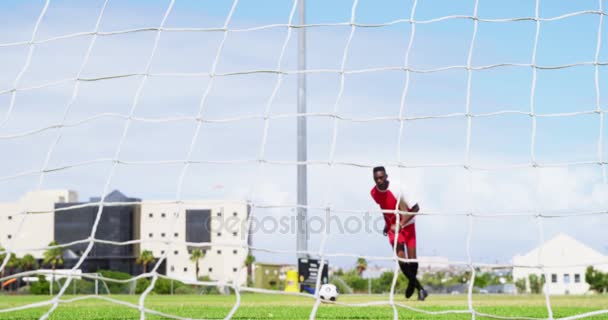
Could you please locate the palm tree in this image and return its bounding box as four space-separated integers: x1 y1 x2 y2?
6 253 20 292
244 253 255 286
0 246 5 289
19 254 38 292
189 249 205 280
43 241 64 295
356 257 367 277
20 254 38 272
136 250 155 274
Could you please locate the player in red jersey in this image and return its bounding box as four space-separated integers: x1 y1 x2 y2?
370 166 428 300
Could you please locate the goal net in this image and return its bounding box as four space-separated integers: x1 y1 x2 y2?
1 0 607 319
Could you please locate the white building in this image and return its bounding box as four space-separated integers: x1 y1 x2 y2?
512 233 608 295
140 200 250 285
0 190 77 258
1 190 251 286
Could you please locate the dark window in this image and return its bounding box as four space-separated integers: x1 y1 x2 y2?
217 250 222 254
161 233 165 237
574 274 581 283
217 232 221 237
233 212 238 217
149 233 153 238
183 267 188 272
233 232 238 236
208 267 213 272
186 210 211 251
55 201 137 257
551 274 558 283
233 268 238 272
161 213 166 218
174 233 178 237
148 213 153 218
8 216 12 220
7 234 12 239
217 212 222 217
170 266 175 272
233 250 237 254
174 250 178 255
161 250 165 255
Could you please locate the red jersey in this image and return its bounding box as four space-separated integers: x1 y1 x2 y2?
370 186 415 229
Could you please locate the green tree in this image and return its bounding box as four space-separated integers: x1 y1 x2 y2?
136 250 155 274
20 254 39 272
356 258 367 277
189 248 205 280
43 241 64 295
528 274 545 294
0 246 6 285
586 266 608 293
5 253 20 291
244 253 255 286
515 278 526 293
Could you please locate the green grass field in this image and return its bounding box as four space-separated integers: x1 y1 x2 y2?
0 294 607 320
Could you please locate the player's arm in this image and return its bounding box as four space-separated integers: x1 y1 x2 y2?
397 196 418 226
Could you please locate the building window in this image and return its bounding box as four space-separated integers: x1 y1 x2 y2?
233 268 238 272
170 266 175 272
564 274 571 284
217 232 221 237
8 216 12 220
183 267 188 272
161 250 165 255
7 234 12 239
208 267 213 272
217 250 222 254
174 250 178 255
574 274 581 283
551 274 558 283
161 233 166 237
217 212 222 217
148 213 153 218
149 233 153 238
233 232 237 236
161 213 166 218
233 250 238 254
174 233 178 237
233 212 238 217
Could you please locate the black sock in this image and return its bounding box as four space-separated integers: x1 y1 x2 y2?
399 262 411 280
411 262 423 291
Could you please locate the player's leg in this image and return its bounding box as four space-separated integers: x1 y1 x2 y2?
404 226 428 300
392 241 410 292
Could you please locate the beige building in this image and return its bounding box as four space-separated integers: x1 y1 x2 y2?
513 233 608 295
1 191 251 286
0 190 77 258
140 200 250 284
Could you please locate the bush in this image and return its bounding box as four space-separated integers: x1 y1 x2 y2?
586 266 608 293
135 278 151 294
30 276 50 295
98 270 132 294
198 276 220 295
174 286 197 295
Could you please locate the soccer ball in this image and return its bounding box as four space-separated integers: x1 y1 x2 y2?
319 284 338 302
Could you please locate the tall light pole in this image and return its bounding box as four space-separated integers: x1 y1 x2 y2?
296 0 308 258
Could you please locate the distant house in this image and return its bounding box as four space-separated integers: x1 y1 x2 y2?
512 233 608 295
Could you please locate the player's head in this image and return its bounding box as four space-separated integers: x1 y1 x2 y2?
373 166 389 191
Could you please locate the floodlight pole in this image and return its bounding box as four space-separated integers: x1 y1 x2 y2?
297 0 308 259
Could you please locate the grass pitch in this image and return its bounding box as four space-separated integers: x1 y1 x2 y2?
0 294 607 319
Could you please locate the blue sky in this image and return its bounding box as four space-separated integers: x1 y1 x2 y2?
1 0 608 268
